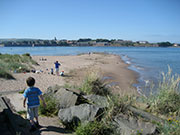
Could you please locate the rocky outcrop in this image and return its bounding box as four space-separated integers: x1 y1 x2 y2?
46 85 160 134
45 85 106 128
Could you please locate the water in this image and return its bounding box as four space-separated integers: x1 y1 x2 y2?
1 46 180 94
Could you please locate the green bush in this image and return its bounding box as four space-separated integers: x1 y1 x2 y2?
39 96 58 117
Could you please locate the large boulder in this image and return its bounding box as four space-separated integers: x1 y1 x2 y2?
44 85 81 109
114 114 158 135
58 104 104 128
83 94 108 108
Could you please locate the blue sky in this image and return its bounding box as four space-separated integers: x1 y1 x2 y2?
0 0 180 43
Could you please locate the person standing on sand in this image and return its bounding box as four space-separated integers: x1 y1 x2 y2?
54 61 61 75
23 77 46 132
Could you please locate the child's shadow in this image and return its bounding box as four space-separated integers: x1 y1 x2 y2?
34 126 72 135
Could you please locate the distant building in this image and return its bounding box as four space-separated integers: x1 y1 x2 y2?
77 42 90 46
138 41 148 44
173 43 178 47
96 42 109 46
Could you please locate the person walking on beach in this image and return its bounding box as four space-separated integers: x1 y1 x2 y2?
54 61 61 75
23 77 46 132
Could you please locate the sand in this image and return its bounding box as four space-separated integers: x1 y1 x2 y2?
0 53 138 95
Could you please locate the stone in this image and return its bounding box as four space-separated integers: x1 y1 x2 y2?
44 85 79 109
114 114 158 135
58 104 104 128
83 94 108 108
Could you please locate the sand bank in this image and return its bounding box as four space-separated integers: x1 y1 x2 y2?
0 53 138 95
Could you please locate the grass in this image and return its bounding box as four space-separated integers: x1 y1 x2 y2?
17 110 27 115
79 71 111 96
139 66 180 135
0 53 37 79
157 119 180 135
75 120 115 135
39 96 58 117
143 66 180 117
18 88 25 94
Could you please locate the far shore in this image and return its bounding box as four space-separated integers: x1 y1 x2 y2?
0 53 138 95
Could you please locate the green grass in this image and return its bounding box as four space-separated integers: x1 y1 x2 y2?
79 71 111 96
0 53 37 79
75 121 115 135
18 88 25 94
139 66 180 135
143 66 180 117
39 96 58 117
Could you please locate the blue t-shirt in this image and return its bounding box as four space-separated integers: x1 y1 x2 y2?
23 87 42 108
54 62 60 69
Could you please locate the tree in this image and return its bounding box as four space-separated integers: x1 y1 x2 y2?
158 42 173 47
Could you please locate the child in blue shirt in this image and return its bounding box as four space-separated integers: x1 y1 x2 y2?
23 77 46 132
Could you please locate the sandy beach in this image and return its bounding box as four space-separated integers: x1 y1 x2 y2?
0 53 138 95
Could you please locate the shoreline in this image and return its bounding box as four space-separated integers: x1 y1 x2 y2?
0 53 139 95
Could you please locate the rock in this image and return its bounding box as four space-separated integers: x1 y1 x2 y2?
114 114 158 135
58 104 104 128
44 85 90 109
0 97 31 135
128 106 165 123
4 93 25 112
83 94 108 108
44 85 79 109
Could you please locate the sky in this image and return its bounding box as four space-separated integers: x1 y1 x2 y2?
0 0 180 43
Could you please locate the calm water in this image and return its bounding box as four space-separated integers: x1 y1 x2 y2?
1 46 180 94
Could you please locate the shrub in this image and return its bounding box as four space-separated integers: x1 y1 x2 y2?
79 71 110 96
39 96 58 117
22 53 31 57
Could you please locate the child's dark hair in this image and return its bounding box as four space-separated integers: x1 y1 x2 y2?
26 77 35 87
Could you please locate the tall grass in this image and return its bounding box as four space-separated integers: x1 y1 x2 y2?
140 66 180 135
144 66 180 116
0 53 37 79
79 71 111 96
